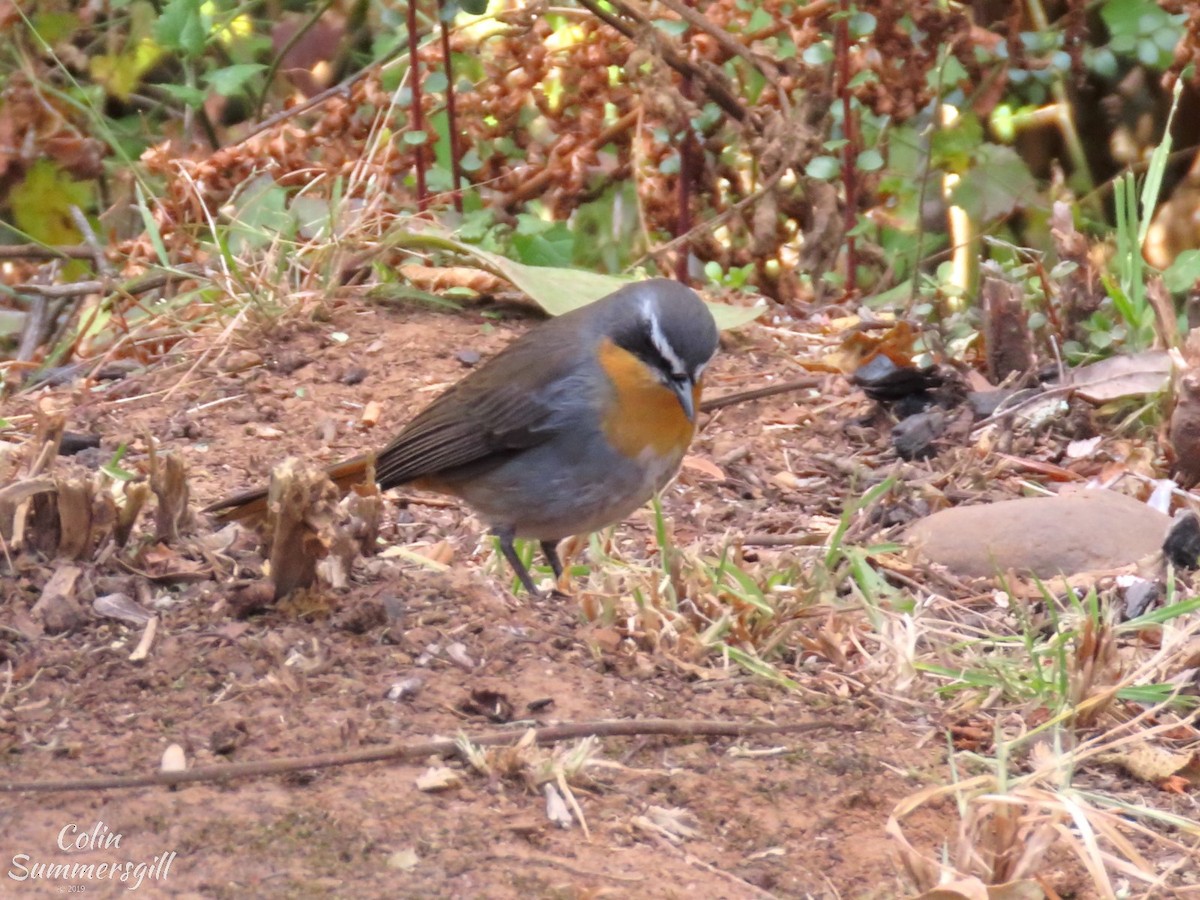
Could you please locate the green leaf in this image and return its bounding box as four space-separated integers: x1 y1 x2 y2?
31 10 81 43
155 0 206 56
460 148 483 172
423 70 449 94
227 174 294 252
805 155 841 180
930 112 984 172
856 148 884 172
745 7 771 32
802 41 834 65
291 196 331 240
205 63 266 97
403 130 428 145
458 0 490 13
652 18 689 37
949 144 1037 220
90 38 166 101
387 228 765 328
101 444 137 482
1164 249 1200 293
512 220 575 267
849 11 876 38
847 69 877 89
156 82 206 107
929 54 969 92
9 159 94 246
1139 78 1183 244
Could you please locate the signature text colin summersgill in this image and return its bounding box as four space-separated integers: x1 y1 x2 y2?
8 821 176 891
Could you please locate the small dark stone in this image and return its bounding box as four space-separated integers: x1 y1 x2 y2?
332 597 389 634
340 366 368 386
892 409 947 460
228 581 275 618
210 723 248 756
1163 512 1200 570
967 389 1013 419
25 366 80 387
456 348 482 367
71 447 108 469
1122 579 1161 620
460 688 514 723
269 351 311 375
59 431 101 456
92 360 140 381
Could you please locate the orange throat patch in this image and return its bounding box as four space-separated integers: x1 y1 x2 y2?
598 337 699 460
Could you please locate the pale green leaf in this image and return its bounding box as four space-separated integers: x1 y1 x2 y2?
388 228 764 328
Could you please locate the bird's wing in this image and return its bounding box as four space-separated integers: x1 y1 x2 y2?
374 326 590 488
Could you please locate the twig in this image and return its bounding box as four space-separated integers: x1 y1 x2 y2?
128 616 157 662
701 376 823 412
438 0 464 213
11 265 207 299
254 0 338 118
15 294 53 363
0 717 852 793
741 533 824 547
0 244 95 261
969 383 1075 432
485 853 645 883
677 71 697 282
406 0 429 212
572 0 755 128
68 205 112 277
835 0 858 290
654 0 778 89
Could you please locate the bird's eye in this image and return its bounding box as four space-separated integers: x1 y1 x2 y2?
670 373 688 384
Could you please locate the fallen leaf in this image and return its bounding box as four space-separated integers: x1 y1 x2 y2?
415 767 462 792
1101 743 1200 787
1066 349 1171 403
543 783 573 828
681 455 725 480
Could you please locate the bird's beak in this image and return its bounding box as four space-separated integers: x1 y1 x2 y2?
672 378 696 422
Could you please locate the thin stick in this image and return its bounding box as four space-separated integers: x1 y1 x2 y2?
572 0 753 127
700 376 823 412
0 244 95 261
10 266 206 299
438 0 464 213
68 205 112 277
406 0 429 211
1 717 852 793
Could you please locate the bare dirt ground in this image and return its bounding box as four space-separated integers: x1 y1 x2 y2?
1 295 1101 898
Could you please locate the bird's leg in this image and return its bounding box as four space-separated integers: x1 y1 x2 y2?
540 540 564 580
540 539 573 596
493 527 540 595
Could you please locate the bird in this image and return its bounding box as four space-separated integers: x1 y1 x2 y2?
204 278 720 594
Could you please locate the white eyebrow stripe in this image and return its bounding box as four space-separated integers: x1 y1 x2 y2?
645 304 687 376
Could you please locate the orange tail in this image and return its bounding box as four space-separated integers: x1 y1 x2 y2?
202 455 373 522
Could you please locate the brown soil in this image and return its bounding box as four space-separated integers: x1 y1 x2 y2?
1 297 1085 898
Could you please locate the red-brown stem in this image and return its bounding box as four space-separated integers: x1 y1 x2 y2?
437 0 464 213
676 80 696 282
835 0 858 291
406 0 429 211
